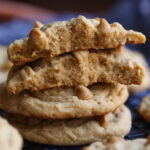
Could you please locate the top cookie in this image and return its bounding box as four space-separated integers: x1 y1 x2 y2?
83 136 150 150
8 16 146 65
0 117 22 150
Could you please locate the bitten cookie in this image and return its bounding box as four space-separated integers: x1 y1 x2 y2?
0 83 128 119
7 48 144 94
4 105 131 145
8 16 146 65
138 94 150 122
0 117 22 150
82 136 150 150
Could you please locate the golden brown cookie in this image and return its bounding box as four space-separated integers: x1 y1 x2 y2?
124 47 150 93
0 46 13 83
8 16 146 65
0 117 22 150
7 48 144 94
83 136 150 150
0 83 128 119
138 94 150 122
4 105 131 145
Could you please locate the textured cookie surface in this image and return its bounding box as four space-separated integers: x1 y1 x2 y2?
8 15 146 65
83 136 150 150
138 94 150 122
124 47 150 93
7 48 144 94
0 83 128 119
0 46 13 83
0 117 22 150
4 105 131 145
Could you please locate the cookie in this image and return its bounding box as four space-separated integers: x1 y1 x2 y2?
8 15 146 65
0 83 128 119
83 136 150 150
7 48 144 94
4 105 131 145
138 94 150 122
0 117 22 150
0 46 13 83
124 47 150 93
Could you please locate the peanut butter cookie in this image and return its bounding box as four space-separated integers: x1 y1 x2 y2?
0 117 22 150
4 105 131 145
8 16 146 65
83 136 150 150
0 83 128 119
7 48 144 94
0 46 13 83
124 47 150 93
138 94 150 122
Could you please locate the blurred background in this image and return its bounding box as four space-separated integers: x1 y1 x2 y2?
0 0 150 58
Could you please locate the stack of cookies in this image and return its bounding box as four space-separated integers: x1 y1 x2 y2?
0 16 146 145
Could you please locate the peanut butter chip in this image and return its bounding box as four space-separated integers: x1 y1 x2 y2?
20 66 35 81
29 28 48 50
20 69 27 81
145 135 150 145
32 28 42 36
97 18 111 33
99 115 108 127
1 60 13 71
103 136 125 145
73 50 89 63
34 21 44 28
75 85 93 100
